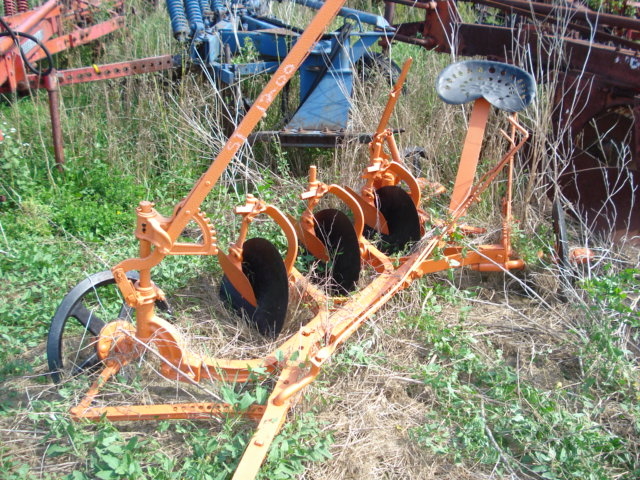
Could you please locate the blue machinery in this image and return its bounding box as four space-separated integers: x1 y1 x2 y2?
166 0 394 145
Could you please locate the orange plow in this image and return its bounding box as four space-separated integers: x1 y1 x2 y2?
46 2 548 476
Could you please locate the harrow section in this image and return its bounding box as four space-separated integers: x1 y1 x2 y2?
45 1 543 471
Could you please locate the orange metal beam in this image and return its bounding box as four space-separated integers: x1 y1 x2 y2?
72 402 266 422
449 98 491 213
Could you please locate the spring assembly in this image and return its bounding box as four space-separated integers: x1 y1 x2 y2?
210 0 225 16
166 0 190 41
3 0 17 16
184 0 205 35
16 0 27 12
199 0 213 20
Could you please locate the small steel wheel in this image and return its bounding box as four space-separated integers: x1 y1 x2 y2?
313 208 361 295
220 238 289 338
366 185 421 253
47 270 170 383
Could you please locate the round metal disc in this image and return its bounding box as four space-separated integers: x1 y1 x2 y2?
558 162 640 241
366 185 421 253
436 60 535 112
578 107 635 168
220 237 289 338
314 208 361 294
561 105 639 241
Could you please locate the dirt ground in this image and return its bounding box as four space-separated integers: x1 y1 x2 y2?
0 256 633 479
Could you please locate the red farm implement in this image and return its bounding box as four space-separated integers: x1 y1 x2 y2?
1 0 179 167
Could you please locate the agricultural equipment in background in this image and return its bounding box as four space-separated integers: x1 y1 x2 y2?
381 0 640 240
0 0 179 167
166 0 396 145
45 0 552 476
1 0 396 170
0 0 126 91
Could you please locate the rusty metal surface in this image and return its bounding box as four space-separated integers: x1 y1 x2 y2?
384 0 640 240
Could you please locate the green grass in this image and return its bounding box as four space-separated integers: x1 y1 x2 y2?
412 324 636 479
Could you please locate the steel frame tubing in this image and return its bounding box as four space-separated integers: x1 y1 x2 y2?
1 0 126 91
0 55 178 169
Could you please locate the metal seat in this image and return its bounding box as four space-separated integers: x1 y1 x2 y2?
436 60 536 113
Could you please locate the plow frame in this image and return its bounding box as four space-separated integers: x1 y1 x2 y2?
61 4 533 476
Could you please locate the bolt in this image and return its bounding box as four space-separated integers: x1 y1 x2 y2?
139 201 153 213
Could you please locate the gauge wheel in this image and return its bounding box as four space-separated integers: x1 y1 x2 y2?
47 270 171 383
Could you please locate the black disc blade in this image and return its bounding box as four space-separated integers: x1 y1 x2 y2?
314 208 361 294
220 238 289 338
367 185 421 253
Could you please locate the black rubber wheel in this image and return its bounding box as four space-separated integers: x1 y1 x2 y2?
365 185 421 253
47 270 170 383
220 238 289 338
313 209 361 295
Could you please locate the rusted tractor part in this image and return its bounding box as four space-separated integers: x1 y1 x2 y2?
47 4 538 474
1 0 178 169
553 74 639 241
382 0 640 240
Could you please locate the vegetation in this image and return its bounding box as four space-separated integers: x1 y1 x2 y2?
1 1 639 479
